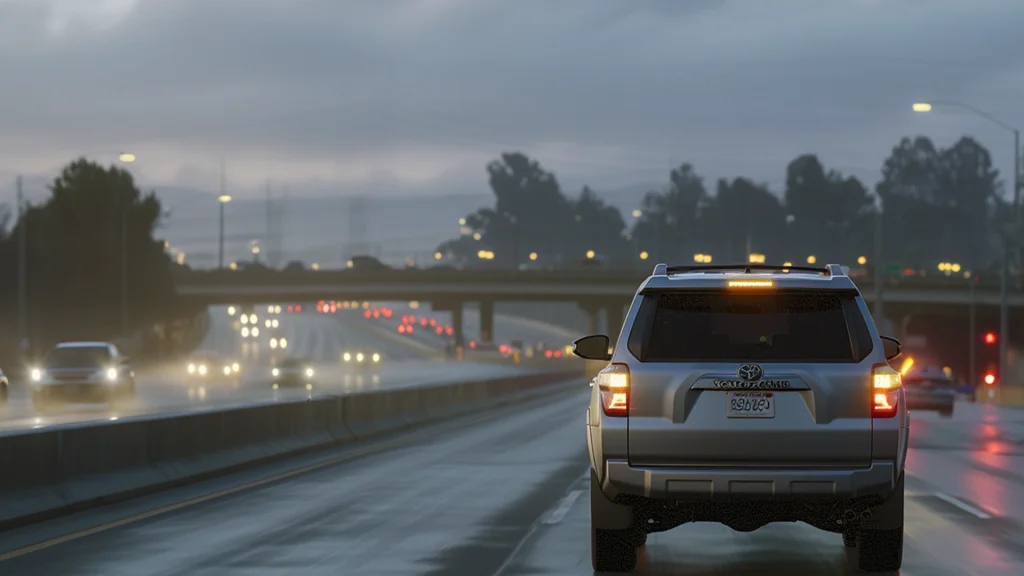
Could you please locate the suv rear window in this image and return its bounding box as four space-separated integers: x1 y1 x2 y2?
628 290 873 363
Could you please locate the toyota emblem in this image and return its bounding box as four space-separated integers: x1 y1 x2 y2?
737 364 764 382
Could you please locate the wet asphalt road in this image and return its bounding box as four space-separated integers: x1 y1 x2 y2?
1 391 1023 575
0 305 537 432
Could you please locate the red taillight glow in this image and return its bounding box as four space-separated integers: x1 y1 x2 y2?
872 363 901 418
597 364 629 417
984 373 996 385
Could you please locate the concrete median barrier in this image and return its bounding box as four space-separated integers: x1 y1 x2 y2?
0 369 580 531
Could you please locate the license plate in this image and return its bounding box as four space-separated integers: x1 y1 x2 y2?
726 391 775 418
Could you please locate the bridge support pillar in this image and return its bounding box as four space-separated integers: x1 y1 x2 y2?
605 302 625 342
579 302 600 334
452 304 464 348
479 300 495 344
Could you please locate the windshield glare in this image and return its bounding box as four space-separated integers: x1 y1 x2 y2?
45 347 111 368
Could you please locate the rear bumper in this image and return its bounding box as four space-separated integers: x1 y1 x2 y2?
906 391 955 410
601 459 898 501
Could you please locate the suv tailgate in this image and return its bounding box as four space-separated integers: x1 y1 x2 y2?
624 288 875 468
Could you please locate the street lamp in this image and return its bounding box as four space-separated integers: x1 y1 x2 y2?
915 100 1020 387
117 152 136 339
806 255 817 264
218 194 231 269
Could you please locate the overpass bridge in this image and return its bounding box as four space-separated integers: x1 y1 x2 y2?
173 267 1024 348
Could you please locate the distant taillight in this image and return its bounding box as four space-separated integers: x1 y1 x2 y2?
597 363 630 417
872 363 901 418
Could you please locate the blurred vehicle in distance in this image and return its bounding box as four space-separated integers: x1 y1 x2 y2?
271 357 316 389
187 351 241 382
346 255 390 271
342 350 382 370
902 365 957 417
28 342 136 410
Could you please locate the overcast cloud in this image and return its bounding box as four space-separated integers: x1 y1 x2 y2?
1 0 1022 198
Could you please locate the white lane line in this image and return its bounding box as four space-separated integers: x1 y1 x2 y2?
492 467 590 576
543 490 582 525
934 493 992 519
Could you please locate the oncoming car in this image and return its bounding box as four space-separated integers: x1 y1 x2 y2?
186 351 241 382
29 342 136 409
342 350 381 370
271 357 316 389
574 263 907 573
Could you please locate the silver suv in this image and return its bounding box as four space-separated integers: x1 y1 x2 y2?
573 263 908 573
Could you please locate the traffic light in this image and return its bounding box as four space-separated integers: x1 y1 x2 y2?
984 373 997 385
984 332 997 345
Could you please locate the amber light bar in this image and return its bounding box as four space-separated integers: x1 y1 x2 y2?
727 280 774 288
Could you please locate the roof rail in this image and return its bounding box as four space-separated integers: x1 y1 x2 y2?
652 263 668 276
825 263 847 277
665 263 829 275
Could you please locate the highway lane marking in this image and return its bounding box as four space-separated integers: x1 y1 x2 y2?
543 490 582 525
0 383 586 564
933 493 992 519
492 467 590 576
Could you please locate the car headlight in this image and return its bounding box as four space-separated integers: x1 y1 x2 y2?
30 368 43 382
372 353 380 363
198 364 207 375
272 368 280 377
343 352 351 362
241 327 250 338
105 367 118 381
223 366 232 375
232 362 240 372
305 367 314 377
188 363 196 374
356 353 364 362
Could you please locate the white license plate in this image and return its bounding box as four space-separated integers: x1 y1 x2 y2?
726 391 775 418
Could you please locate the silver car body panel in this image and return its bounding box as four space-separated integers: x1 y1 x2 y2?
588 267 910 501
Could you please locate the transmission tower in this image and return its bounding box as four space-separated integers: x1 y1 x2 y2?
345 195 368 259
263 180 286 268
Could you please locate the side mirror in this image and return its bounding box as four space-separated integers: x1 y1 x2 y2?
880 336 901 361
573 334 612 361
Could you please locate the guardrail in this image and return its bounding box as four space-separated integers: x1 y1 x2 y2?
0 369 581 531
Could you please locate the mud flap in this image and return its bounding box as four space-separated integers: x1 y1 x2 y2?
863 472 904 530
591 469 633 530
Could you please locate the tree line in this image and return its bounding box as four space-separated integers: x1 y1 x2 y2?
437 135 1013 275
0 159 203 363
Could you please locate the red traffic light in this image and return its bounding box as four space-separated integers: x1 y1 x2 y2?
984 373 996 385
984 332 997 345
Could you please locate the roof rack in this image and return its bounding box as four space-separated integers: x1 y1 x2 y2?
653 263 846 277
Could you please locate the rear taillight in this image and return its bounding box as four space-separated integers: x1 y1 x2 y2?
597 363 630 417
872 363 901 418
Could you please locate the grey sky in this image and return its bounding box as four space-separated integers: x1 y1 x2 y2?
1 0 1022 198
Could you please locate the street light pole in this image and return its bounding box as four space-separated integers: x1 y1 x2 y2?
16 175 28 355
913 102 1020 386
121 206 129 338
219 159 228 269
218 195 231 269
873 207 884 326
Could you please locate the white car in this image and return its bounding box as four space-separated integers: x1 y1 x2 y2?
30 341 136 409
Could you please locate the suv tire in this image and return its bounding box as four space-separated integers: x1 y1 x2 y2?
857 523 903 572
591 526 638 572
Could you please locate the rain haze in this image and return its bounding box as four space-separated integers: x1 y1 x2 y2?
5 3 1024 575
1 0 1022 266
